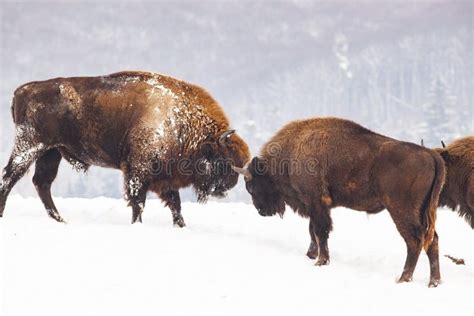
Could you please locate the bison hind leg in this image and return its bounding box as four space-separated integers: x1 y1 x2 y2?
33 148 65 223
426 231 441 287
387 209 424 284
1 134 46 217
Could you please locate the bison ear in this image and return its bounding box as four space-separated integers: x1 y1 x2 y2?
200 142 217 159
439 150 449 161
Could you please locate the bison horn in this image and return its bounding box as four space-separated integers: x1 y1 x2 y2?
219 129 236 145
232 165 252 179
441 140 446 148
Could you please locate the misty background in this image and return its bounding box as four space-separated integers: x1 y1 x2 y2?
0 0 472 203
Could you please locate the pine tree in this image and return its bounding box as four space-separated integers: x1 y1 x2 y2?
424 77 455 146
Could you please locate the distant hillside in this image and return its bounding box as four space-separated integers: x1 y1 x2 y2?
0 1 472 200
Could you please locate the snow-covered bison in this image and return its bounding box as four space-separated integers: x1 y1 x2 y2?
434 137 474 228
0 71 250 226
233 118 446 287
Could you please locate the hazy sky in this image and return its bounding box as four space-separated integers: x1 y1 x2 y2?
0 0 472 200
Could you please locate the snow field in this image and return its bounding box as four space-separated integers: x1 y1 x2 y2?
1 195 472 315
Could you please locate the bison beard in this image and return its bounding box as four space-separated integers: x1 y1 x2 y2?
236 118 446 287
0 71 250 226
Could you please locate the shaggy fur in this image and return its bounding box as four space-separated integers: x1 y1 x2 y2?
0 71 250 226
239 117 445 287
434 136 474 228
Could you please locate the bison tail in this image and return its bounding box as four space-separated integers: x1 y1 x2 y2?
10 92 22 124
423 152 446 251
10 96 15 122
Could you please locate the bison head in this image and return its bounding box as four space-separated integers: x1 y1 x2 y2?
194 130 250 202
233 157 285 217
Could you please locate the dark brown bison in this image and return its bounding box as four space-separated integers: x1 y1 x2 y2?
0 71 250 226
434 137 473 228
233 118 445 287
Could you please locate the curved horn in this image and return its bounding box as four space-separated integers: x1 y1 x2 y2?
232 165 252 179
441 140 446 148
421 139 425 147
219 129 236 145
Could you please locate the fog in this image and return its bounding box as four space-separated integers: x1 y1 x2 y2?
0 0 472 201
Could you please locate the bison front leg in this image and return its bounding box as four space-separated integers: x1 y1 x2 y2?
124 174 149 224
159 190 185 227
306 220 319 259
310 208 333 266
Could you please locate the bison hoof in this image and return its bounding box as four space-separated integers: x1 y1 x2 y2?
428 279 440 288
173 217 186 228
306 250 318 260
48 211 66 223
397 275 413 283
306 242 318 259
131 215 143 224
306 252 317 260
315 257 330 266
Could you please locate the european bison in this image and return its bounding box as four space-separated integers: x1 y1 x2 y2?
434 137 473 228
0 71 250 226
233 118 445 287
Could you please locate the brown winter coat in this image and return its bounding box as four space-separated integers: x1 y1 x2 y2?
434 136 474 228
1 71 250 225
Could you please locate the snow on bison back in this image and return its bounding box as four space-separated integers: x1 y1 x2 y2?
0 71 250 226
233 117 446 287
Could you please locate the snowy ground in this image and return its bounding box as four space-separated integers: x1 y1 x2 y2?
0 195 472 315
